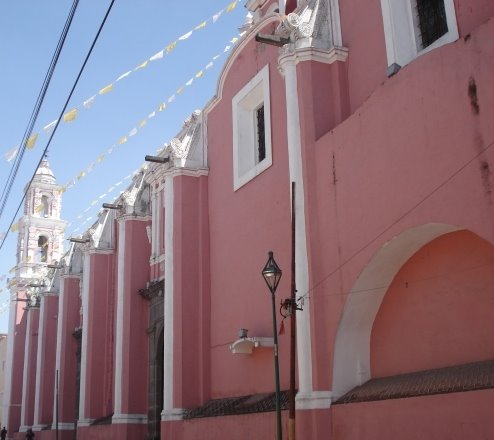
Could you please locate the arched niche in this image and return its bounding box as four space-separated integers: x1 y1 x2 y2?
331 223 461 399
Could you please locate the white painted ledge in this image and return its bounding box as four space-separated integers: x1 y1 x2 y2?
112 413 148 424
296 390 332 410
161 408 184 421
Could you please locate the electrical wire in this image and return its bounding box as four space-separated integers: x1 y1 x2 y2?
0 0 80 219
0 0 116 252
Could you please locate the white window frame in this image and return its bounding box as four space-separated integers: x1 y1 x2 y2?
380 0 458 72
232 65 272 191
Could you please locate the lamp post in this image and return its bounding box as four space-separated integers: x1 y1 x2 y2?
262 251 283 440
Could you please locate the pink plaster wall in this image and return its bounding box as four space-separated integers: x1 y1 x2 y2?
119 220 150 414
36 295 58 425
332 389 494 440
23 310 39 427
172 175 211 408
206 29 292 399
163 411 288 440
371 230 494 377
58 277 81 425
305 14 494 388
7 303 27 434
84 253 115 419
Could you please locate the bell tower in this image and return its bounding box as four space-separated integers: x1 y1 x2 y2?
17 159 66 279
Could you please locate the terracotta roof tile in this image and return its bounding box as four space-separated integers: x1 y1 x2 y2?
184 391 290 419
335 359 494 404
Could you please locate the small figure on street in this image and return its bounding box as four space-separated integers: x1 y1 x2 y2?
0 426 7 440
26 428 34 440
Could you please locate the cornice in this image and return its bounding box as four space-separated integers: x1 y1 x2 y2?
117 214 152 223
86 248 114 256
145 166 209 185
278 45 348 74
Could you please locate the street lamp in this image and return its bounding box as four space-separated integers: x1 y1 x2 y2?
262 251 283 440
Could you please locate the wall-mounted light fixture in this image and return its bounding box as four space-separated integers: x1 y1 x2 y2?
145 155 170 164
102 203 123 210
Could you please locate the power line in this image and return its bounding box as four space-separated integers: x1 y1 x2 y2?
0 0 117 252
0 0 81 219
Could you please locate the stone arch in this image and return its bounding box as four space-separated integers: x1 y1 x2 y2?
331 223 461 399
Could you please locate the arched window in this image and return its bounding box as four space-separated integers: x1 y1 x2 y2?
37 236 48 263
41 195 49 217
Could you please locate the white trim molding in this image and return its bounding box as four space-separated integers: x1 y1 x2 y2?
77 418 95 428
114 219 126 415
232 64 273 190
161 408 184 422
380 0 458 73
296 391 332 410
112 413 148 424
163 176 174 413
280 52 313 395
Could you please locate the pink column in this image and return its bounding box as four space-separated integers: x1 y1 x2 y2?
112 217 150 434
5 298 28 437
33 294 58 430
79 251 115 426
56 275 81 440
172 175 210 409
20 308 40 431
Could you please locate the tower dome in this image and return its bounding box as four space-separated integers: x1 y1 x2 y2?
33 159 55 184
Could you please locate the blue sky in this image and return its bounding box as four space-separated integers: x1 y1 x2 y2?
0 0 247 332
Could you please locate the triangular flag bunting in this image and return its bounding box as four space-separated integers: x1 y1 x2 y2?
99 84 113 95
26 133 39 149
63 108 78 122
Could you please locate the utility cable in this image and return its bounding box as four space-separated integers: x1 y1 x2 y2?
0 0 116 252
0 0 80 219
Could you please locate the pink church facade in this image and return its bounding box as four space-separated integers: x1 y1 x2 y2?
5 0 494 439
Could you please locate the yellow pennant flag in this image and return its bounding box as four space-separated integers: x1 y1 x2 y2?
99 84 113 95
165 41 177 54
194 21 207 30
63 108 78 122
158 103 166 112
134 60 148 70
226 0 238 12
119 136 128 145
196 70 204 78
139 119 147 128
26 133 39 150
97 155 105 163
176 86 184 95
10 223 19 232
77 171 85 180
60 186 67 194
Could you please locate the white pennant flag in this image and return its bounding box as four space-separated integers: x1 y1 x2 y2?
213 10 223 23
129 128 138 137
224 45 231 52
186 78 194 86
205 62 214 70
168 94 176 103
150 50 164 61
83 95 96 109
43 120 58 134
179 31 193 41
116 71 132 82
148 111 156 119
212 54 220 60
4 147 18 162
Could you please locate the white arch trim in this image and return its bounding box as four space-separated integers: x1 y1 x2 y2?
331 223 460 399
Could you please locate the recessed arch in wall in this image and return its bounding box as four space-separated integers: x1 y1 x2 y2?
331 223 461 399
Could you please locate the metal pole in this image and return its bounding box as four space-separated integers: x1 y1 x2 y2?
289 181 296 440
271 292 282 440
55 369 59 440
